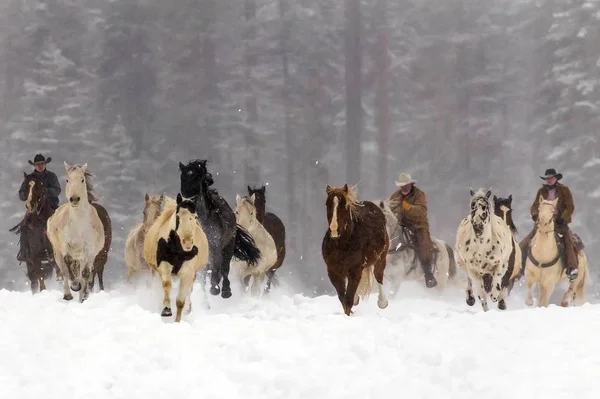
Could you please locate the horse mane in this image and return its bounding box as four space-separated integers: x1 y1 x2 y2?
143 196 178 269
66 165 100 202
326 184 362 221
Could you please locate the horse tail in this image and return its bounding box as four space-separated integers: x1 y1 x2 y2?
445 242 456 279
233 225 262 267
356 265 374 299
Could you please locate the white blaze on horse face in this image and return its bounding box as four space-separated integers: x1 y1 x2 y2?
329 196 340 238
25 180 35 212
500 204 509 224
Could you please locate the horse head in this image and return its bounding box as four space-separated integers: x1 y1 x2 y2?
64 162 93 207
493 194 517 234
179 159 212 198
23 172 48 214
537 197 558 233
235 194 258 229
175 193 199 252
469 187 493 236
325 184 360 239
143 193 164 229
247 185 267 220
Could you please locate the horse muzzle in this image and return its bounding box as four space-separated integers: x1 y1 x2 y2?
69 196 81 207
182 239 194 251
329 228 339 238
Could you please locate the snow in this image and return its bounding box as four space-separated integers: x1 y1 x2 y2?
2 278 600 398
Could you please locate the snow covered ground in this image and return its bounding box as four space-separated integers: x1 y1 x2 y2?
2 276 600 399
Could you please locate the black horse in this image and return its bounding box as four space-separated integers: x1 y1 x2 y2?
179 160 261 298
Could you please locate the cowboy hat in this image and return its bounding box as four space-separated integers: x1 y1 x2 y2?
395 172 416 187
540 168 562 181
28 153 52 166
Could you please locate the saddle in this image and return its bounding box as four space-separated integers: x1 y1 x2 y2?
526 228 584 269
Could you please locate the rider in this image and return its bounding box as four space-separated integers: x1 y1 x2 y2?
389 172 437 288
520 168 578 281
17 154 61 262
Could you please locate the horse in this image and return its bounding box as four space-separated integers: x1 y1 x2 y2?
322 184 389 316
377 198 456 297
247 185 286 293
46 163 105 302
9 172 58 292
179 159 261 299
454 188 514 312
523 197 588 307
492 194 522 295
89 201 112 292
125 193 164 283
143 194 210 322
233 194 278 296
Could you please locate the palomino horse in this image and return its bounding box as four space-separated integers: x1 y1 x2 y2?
143 194 210 322
233 194 278 296
455 188 514 312
247 185 286 293
523 197 588 307
9 172 58 292
322 184 389 316
492 194 522 295
47 163 105 302
377 198 456 296
179 159 261 298
125 193 164 283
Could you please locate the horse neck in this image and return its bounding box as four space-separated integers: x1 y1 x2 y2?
471 217 492 239
532 220 558 257
254 198 266 223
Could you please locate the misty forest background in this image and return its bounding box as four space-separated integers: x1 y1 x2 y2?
1 0 599 296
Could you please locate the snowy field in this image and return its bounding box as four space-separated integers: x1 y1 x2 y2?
2 276 600 399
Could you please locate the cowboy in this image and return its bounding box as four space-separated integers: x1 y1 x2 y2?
520 168 578 281
389 173 437 288
17 154 61 262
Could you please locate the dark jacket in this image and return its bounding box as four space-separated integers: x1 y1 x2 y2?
19 169 61 209
530 182 574 224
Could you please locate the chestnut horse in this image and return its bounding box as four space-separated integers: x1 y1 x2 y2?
322 184 389 316
247 185 286 293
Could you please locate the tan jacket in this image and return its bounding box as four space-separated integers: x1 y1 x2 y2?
389 185 430 231
530 182 574 223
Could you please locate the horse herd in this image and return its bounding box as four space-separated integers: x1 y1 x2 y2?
10 160 590 321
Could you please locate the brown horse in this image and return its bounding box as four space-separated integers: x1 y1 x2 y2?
90 201 112 292
322 184 389 316
9 172 59 292
247 185 285 293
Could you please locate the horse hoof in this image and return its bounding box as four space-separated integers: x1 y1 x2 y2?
377 299 389 309
161 307 172 317
466 297 475 306
63 294 73 301
560 301 569 307
221 290 232 299
525 299 534 306
209 286 220 296
498 299 506 310
70 282 81 292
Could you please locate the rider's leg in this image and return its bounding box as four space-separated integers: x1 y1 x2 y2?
415 229 437 288
556 222 578 281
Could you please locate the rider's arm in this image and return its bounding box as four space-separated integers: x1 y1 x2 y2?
402 191 427 223
560 186 575 222
530 188 543 218
46 172 61 199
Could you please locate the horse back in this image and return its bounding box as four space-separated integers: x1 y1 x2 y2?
91 203 112 252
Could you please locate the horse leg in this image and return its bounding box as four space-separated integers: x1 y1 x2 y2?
373 255 389 309
199 270 211 310
26 261 39 294
327 268 347 313
79 261 93 303
157 261 174 317
54 253 73 301
251 272 266 297
465 275 476 306
469 271 489 312
343 267 362 316
175 267 195 322
539 280 556 308
219 238 235 299
208 245 222 296
264 269 275 294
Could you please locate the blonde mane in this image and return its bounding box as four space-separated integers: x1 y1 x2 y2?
142 196 179 269
326 184 362 221
66 164 100 202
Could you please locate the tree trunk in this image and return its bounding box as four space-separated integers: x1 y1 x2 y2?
244 0 260 185
344 0 362 184
375 0 389 197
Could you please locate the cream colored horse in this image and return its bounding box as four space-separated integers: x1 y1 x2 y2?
125 193 164 283
233 194 278 296
46 163 105 303
524 197 587 307
143 194 209 322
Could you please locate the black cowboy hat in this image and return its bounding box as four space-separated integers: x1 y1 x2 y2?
540 168 562 181
28 153 52 166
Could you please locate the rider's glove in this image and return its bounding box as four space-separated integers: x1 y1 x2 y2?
401 201 412 211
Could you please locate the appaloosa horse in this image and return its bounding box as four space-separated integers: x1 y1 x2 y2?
455 188 514 312
179 160 261 298
247 185 286 293
322 184 389 316
492 194 522 295
9 172 58 292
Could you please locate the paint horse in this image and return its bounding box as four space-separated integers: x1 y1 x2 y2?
247 185 286 293
322 184 389 316
523 197 588 307
125 193 164 283
143 194 210 322
455 188 514 312
46 163 105 302
233 194 278 296
179 159 261 298
377 198 456 297
492 194 522 295
9 172 58 292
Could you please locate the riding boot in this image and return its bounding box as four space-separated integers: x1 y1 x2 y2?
557 223 578 281
421 263 437 288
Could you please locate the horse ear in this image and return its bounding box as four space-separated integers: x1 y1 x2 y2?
247 185 252 193
64 161 70 171
159 194 165 202
493 195 497 202
326 185 332 193
201 160 207 166
250 193 255 203
176 193 182 204
485 189 492 198
23 172 28 179
539 196 544 204
178 162 185 171
343 184 348 192
469 187 474 197
236 194 242 205
508 194 512 203
81 163 88 172
145 193 149 201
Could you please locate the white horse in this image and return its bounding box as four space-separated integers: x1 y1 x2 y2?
46 163 105 303
377 199 456 297
454 188 514 312
523 197 588 307
233 194 278 296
